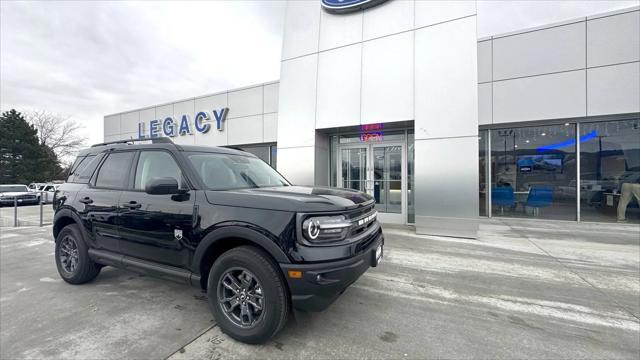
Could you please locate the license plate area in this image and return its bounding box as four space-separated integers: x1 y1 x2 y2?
372 245 383 267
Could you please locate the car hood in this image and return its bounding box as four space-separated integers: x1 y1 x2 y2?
0 192 34 197
204 185 374 212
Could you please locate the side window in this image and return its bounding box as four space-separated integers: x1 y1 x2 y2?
76 154 103 183
95 152 135 189
134 151 183 190
66 156 86 182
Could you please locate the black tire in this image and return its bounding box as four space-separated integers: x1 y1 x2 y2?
55 224 101 284
207 246 289 344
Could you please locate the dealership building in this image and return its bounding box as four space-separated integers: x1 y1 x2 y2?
104 1 640 238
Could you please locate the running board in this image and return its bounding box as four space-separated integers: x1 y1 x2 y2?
88 249 202 288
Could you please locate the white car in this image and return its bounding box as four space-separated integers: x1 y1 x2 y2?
0 185 40 206
28 183 47 192
40 183 59 204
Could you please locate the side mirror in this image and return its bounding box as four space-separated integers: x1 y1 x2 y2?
145 177 186 195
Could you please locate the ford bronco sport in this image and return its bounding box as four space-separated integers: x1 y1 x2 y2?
52 138 384 343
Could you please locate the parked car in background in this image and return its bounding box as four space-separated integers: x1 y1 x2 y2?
40 183 59 204
0 185 40 206
28 183 46 192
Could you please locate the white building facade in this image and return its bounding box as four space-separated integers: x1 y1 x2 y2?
104 2 640 238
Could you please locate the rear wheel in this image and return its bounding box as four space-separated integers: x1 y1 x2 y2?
55 224 101 284
207 246 289 344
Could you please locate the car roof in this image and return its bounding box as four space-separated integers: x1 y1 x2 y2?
77 141 255 158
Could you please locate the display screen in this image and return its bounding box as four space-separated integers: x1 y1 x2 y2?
517 154 563 173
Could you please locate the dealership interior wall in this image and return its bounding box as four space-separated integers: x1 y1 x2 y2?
104 2 640 238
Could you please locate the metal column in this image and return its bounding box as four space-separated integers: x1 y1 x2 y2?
576 123 581 222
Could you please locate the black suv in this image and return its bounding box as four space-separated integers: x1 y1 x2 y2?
52 138 383 343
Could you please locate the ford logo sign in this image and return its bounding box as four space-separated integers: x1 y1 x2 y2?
321 0 389 14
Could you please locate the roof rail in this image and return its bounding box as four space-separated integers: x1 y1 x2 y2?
220 145 247 152
90 137 174 148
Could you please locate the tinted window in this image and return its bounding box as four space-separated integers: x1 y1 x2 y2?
66 156 86 182
134 151 183 190
75 154 103 183
95 152 134 189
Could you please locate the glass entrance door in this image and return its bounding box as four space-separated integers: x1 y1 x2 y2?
340 147 368 193
338 143 406 224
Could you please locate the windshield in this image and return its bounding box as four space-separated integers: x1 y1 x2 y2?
187 152 290 190
0 185 29 193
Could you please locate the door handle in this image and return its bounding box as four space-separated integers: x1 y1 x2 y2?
79 197 93 204
122 201 141 209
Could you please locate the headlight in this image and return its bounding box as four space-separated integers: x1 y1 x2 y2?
302 215 352 243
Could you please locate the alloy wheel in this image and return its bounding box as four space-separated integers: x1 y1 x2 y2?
217 267 264 328
59 236 79 274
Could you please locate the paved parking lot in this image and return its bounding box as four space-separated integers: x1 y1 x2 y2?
1 219 638 359
0 204 54 227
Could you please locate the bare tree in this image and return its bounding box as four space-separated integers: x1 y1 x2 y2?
24 110 86 163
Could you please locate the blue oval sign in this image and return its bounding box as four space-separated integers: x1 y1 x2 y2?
321 0 389 14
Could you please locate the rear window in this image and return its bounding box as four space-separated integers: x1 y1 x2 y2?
66 156 87 182
67 154 103 183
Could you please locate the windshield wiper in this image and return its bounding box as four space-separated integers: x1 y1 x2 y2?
240 173 259 188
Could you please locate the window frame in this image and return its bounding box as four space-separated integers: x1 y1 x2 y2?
66 156 86 182
127 149 193 192
73 153 104 184
90 150 137 190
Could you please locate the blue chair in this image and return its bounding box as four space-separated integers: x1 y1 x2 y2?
492 186 515 215
526 186 554 216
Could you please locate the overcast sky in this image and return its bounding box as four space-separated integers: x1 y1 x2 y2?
1 0 638 146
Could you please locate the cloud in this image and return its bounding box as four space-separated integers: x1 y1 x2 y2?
2 0 637 148
1 0 285 146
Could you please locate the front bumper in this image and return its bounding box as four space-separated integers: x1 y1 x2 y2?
279 230 384 312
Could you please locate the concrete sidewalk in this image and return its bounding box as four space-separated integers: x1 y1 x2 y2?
1 220 638 359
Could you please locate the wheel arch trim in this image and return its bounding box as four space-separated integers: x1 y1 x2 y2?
192 225 291 275
53 208 86 242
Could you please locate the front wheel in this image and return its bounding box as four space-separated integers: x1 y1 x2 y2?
55 224 101 284
207 246 289 344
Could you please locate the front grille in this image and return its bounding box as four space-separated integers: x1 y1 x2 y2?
345 204 375 221
345 204 378 238
2 194 37 201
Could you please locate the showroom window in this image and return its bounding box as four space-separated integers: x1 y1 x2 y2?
238 144 277 169
489 124 577 221
579 119 640 223
479 130 488 216
480 117 639 224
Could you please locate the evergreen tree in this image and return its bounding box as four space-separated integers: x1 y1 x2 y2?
0 109 60 184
